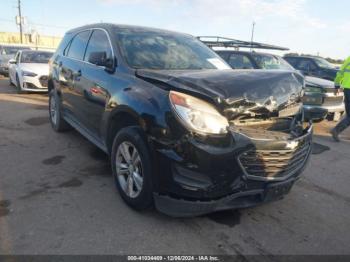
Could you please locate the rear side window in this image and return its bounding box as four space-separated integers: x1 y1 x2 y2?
228 54 254 69
84 30 113 66
284 57 298 67
56 33 72 56
297 59 317 71
67 30 91 61
216 52 230 61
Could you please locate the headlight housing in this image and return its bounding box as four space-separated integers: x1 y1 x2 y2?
22 71 37 77
169 91 229 135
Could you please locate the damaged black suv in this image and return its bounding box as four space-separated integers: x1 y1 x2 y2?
48 24 313 217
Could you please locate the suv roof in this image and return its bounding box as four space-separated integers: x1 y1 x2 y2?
198 36 289 51
284 55 322 59
217 50 281 57
66 23 190 36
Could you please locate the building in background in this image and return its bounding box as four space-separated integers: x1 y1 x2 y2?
0 32 61 51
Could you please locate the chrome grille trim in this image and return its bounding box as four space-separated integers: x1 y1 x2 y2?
238 141 312 181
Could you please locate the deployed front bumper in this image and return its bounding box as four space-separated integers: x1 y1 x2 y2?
154 177 296 217
153 123 313 217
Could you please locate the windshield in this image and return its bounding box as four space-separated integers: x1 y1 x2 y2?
251 53 293 70
313 58 334 69
116 31 230 70
20 51 53 64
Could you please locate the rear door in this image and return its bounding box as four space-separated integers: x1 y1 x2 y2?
295 58 318 77
59 30 91 118
73 29 115 137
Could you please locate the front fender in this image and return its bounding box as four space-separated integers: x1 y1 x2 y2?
100 80 172 144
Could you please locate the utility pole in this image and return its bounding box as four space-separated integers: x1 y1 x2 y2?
17 0 23 44
250 21 255 51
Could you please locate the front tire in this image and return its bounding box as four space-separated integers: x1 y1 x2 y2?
16 74 23 94
49 90 71 132
9 75 14 86
111 127 153 210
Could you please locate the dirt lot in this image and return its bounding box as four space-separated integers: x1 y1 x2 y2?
0 76 349 256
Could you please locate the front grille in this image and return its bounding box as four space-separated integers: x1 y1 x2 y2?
323 96 344 106
39 75 48 87
238 141 311 180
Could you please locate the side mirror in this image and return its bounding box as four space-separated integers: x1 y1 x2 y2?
8 59 16 64
88 51 113 69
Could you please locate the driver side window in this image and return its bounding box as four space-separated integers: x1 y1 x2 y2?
84 29 113 68
297 59 317 71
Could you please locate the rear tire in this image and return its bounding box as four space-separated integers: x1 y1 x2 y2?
49 89 71 132
111 126 153 211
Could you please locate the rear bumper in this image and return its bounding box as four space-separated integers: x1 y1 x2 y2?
304 104 345 114
303 104 345 121
303 91 345 119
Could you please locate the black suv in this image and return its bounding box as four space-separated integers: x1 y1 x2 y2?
48 24 312 217
284 55 339 81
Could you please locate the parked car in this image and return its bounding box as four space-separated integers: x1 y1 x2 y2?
284 55 339 81
0 44 31 76
216 51 345 121
8 50 53 93
48 24 313 217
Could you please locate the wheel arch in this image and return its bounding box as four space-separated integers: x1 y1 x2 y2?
48 78 54 93
105 106 147 154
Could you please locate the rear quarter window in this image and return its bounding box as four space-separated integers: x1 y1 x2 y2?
284 57 298 67
228 53 254 69
66 30 91 61
55 33 73 56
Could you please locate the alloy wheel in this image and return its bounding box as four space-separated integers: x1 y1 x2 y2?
50 95 58 125
115 141 143 198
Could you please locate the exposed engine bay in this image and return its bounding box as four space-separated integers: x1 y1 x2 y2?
224 98 305 141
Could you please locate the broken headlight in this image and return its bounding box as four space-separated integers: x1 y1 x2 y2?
169 91 229 135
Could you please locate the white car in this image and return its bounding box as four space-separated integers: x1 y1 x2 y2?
9 50 53 93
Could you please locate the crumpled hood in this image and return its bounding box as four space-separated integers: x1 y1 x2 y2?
305 76 334 89
136 69 304 111
20 63 49 76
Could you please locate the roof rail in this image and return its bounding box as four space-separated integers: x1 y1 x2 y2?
197 36 289 51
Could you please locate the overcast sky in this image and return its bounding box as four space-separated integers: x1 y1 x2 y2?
1 0 349 59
